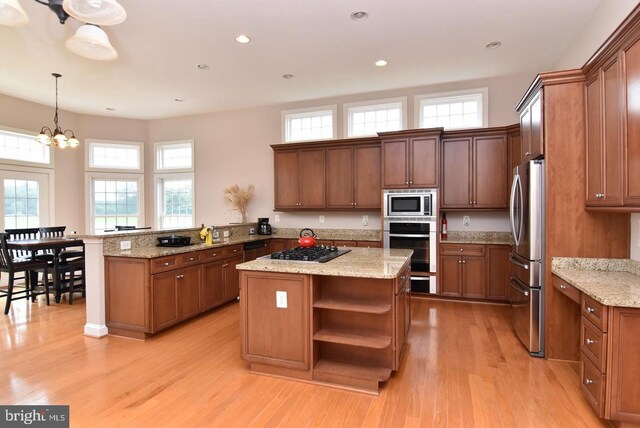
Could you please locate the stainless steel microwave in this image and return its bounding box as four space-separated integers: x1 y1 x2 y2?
385 190 436 217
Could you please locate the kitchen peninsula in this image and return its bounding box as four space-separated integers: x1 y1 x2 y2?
237 247 412 394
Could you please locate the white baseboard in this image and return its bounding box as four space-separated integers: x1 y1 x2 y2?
84 323 108 338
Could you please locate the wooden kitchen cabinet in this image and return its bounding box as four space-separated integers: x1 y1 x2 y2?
518 90 543 162
441 129 509 210
508 125 521 189
379 129 440 189
623 38 640 206
151 264 202 332
201 260 224 311
439 254 462 297
274 148 325 210
223 255 243 301
486 245 511 301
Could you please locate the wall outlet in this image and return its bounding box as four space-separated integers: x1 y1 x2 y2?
275 214 280 223
362 215 369 226
276 291 288 308
249 227 255 235
319 215 325 223
462 216 471 227
120 240 131 250
223 230 230 238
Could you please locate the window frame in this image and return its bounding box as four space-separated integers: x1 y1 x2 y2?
344 97 407 138
84 172 145 234
0 125 54 169
85 139 145 173
0 165 55 231
281 105 337 143
154 172 195 230
154 140 195 173
414 88 489 130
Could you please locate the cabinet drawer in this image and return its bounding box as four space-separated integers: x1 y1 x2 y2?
580 317 607 373
580 354 606 417
222 244 243 258
440 244 484 256
178 251 201 267
552 274 580 303
581 294 608 332
151 255 179 274
201 247 225 262
334 240 356 247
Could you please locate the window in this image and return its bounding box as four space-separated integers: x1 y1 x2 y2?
86 140 143 172
282 105 337 142
416 88 488 130
156 174 194 229
0 128 51 165
345 98 406 137
154 140 195 229
0 169 52 231
86 174 144 233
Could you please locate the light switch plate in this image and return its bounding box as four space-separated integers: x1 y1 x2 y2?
276 291 288 308
362 215 369 226
223 230 230 238
275 214 280 223
120 240 131 250
319 215 325 223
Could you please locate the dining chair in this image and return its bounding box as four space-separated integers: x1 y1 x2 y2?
53 243 85 304
5 227 40 285
38 226 83 262
0 233 51 314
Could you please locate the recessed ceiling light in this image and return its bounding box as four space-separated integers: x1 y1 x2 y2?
174 98 185 102
196 64 210 70
375 60 388 67
283 74 294 79
351 11 368 21
485 41 502 50
235 35 251 44
106 107 116 111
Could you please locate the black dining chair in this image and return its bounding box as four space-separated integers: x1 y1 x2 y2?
5 227 40 285
38 226 84 262
0 233 51 314
53 243 85 304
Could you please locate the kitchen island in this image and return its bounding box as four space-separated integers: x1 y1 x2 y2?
237 247 412 394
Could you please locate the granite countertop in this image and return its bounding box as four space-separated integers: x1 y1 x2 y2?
443 231 513 245
270 228 381 242
105 235 271 258
551 257 640 308
236 247 412 279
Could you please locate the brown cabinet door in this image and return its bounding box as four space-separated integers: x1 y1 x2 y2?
326 147 354 209
270 239 289 253
602 56 624 206
201 260 224 311
441 138 472 209
274 150 300 209
520 106 532 162
409 136 439 187
529 93 543 159
485 245 510 301
624 40 640 206
299 148 326 208
462 256 485 299
608 307 640 422
151 271 179 332
356 240 382 248
474 135 509 208
508 130 521 190
354 144 381 208
223 255 243 302
382 139 408 188
439 255 462 297
179 265 201 320
586 74 603 206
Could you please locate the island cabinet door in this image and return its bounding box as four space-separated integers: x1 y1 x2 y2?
608 307 640 423
201 260 224 311
394 274 410 369
223 255 244 302
178 265 201 320
240 271 310 370
151 271 180 333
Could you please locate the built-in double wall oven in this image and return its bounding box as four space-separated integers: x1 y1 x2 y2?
383 189 437 294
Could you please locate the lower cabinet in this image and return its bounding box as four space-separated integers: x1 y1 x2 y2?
151 264 202 332
223 255 243 301
201 260 224 311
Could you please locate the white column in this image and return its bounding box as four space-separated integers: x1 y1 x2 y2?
83 238 108 338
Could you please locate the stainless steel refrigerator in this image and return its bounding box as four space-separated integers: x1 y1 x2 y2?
509 159 544 357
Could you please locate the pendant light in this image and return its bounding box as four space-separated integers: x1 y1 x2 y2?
66 23 117 60
0 0 29 26
36 73 79 149
62 0 125 26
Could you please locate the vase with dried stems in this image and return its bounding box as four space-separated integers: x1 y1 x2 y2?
223 184 255 223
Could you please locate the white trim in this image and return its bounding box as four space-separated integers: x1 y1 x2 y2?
154 172 195 229
281 104 337 143
414 87 489 130
0 164 55 228
84 171 145 234
0 125 54 168
343 96 407 138
85 139 145 173
154 140 195 173
84 323 109 338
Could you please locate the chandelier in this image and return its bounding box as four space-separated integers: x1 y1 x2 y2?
36 73 79 149
0 0 126 61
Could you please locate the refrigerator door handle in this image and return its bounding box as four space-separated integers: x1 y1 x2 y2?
509 173 521 246
510 276 530 296
509 253 529 270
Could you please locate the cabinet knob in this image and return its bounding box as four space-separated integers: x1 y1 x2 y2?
176 274 183 279
354 202 357 206
585 379 594 385
164 262 170 266
586 307 595 314
473 201 477 204
458 260 462 264
189 257 194 261
586 338 597 345
212 253 217 256
459 248 463 252
560 284 567 289
462 260 466 264
409 181 413 184
525 152 531 156
405 181 409 185
223 264 228 268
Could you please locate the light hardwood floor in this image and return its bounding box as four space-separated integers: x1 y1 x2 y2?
0 296 609 427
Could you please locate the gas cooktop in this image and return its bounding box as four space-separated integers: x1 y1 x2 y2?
268 246 351 263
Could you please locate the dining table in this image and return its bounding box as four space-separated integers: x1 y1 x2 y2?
7 237 84 303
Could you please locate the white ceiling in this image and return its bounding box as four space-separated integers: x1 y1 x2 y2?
0 0 602 120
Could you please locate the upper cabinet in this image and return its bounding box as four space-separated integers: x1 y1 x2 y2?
379 129 441 189
518 91 543 163
441 129 509 210
272 137 381 211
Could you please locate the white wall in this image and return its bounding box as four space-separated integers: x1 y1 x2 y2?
446 212 510 232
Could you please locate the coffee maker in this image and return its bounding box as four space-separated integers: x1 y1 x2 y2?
257 218 272 235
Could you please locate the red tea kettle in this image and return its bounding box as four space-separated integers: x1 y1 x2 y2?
298 228 317 247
